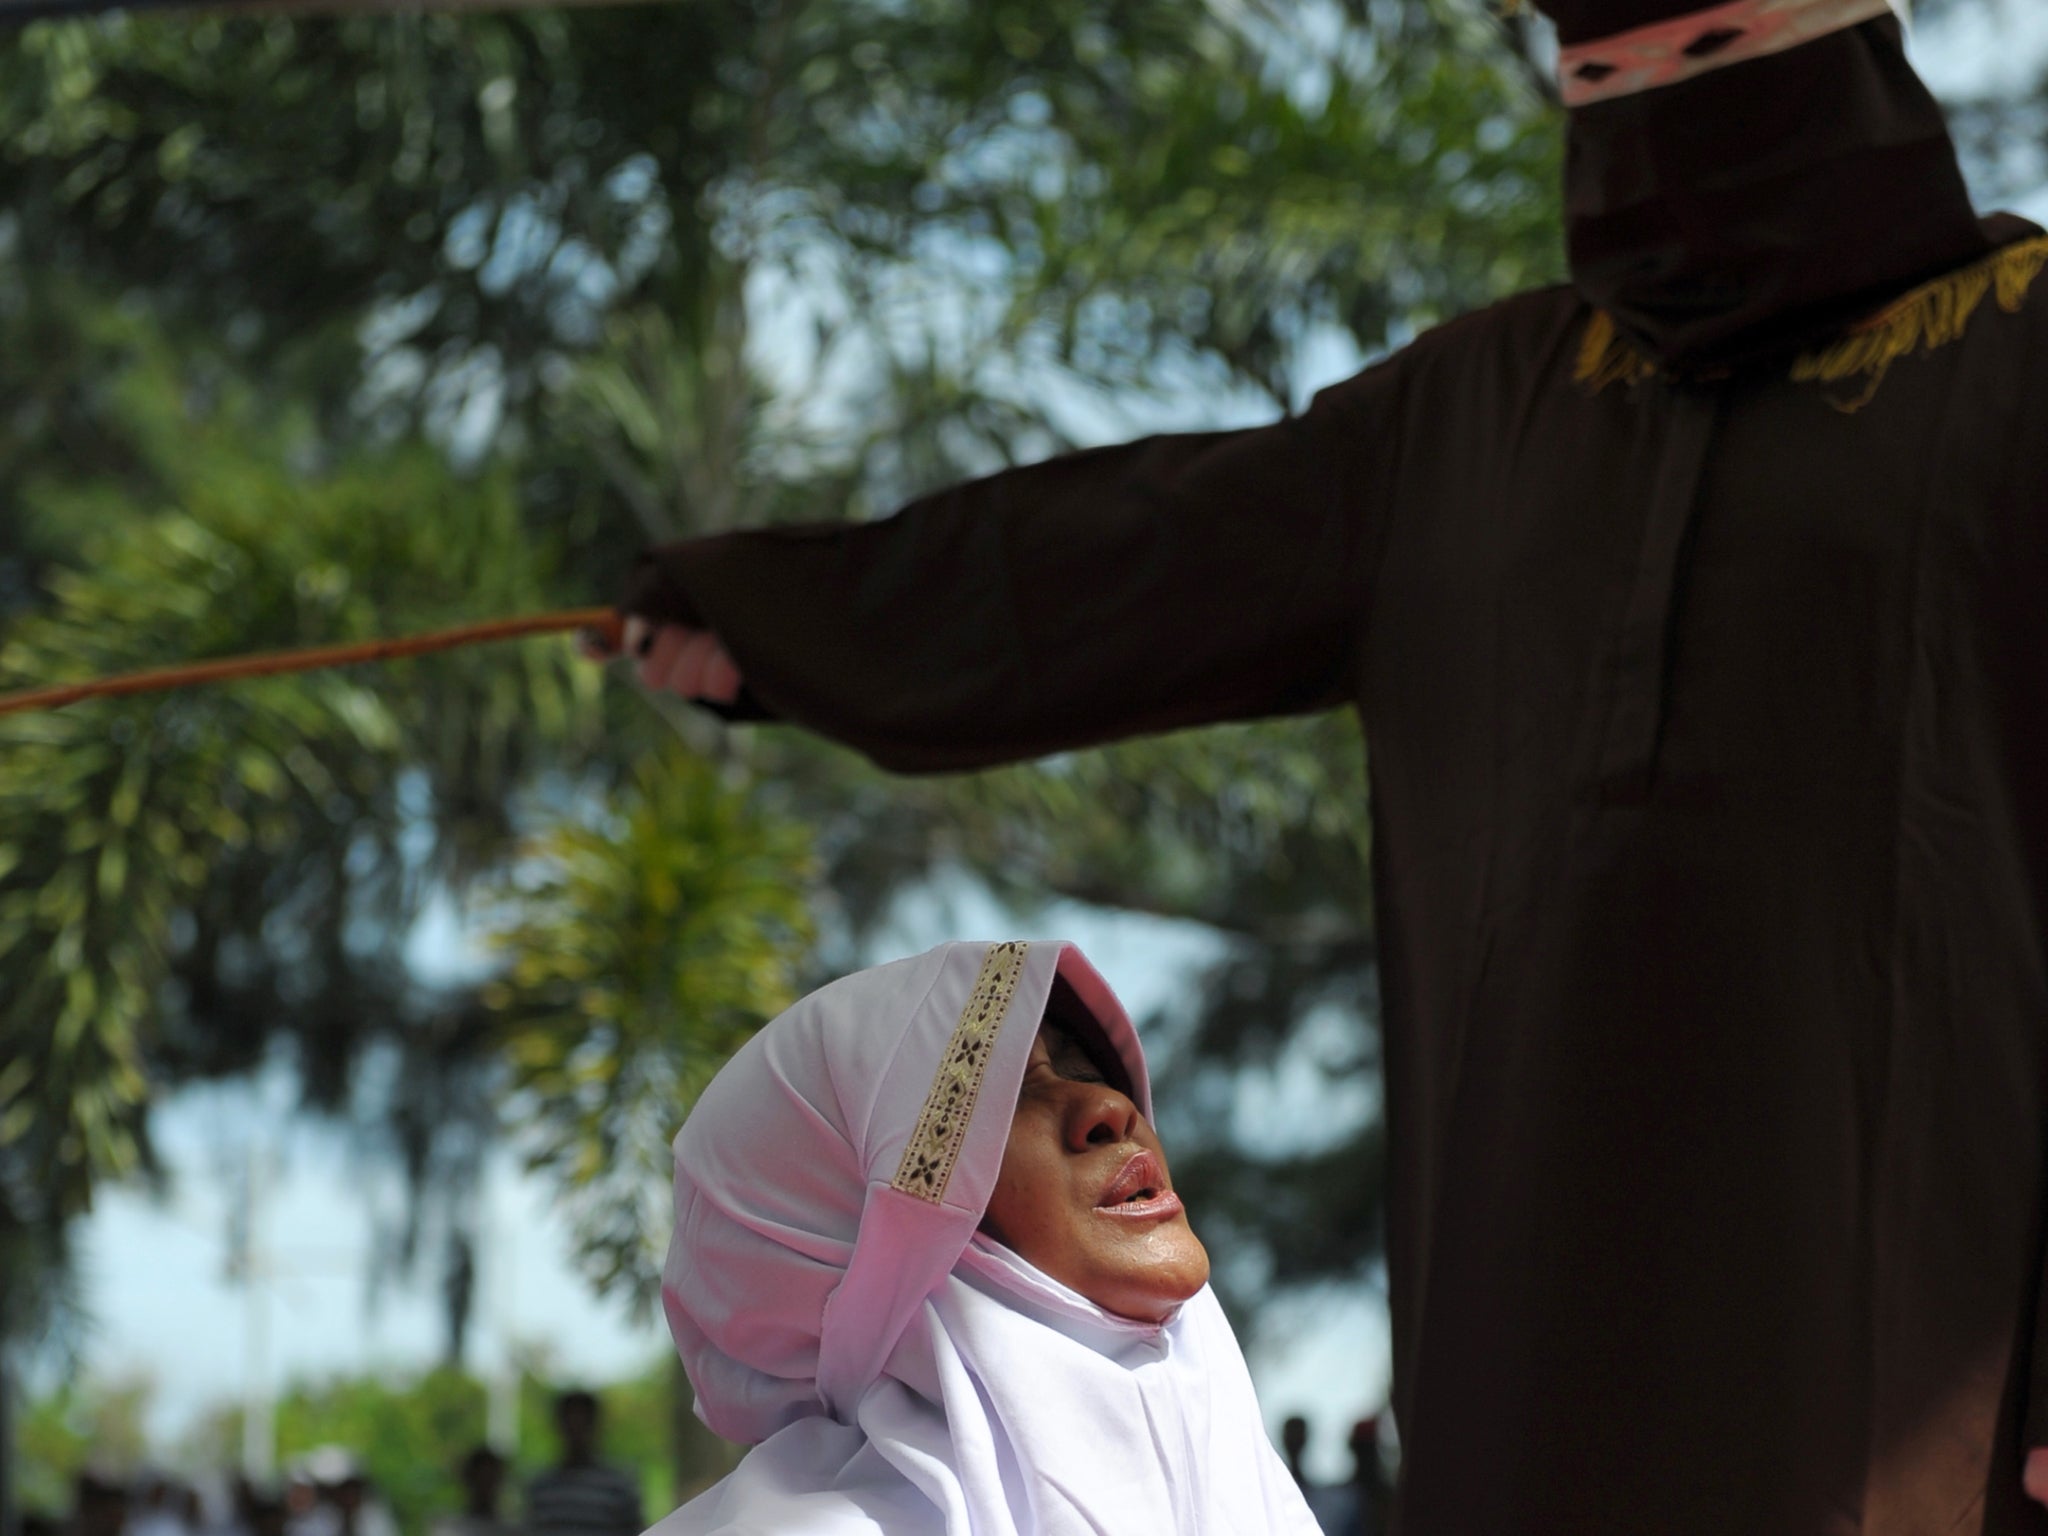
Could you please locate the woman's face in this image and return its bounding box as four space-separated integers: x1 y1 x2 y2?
979 1019 1210 1322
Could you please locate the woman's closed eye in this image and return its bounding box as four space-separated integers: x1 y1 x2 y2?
1025 1060 1105 1091
1044 1033 1110 1085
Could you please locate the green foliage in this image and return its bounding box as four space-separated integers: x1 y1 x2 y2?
0 339 593 1228
487 755 816 1303
0 0 1577 1366
0 2 1562 482
0 328 628 1375
958 1 1562 402
14 1373 152 1513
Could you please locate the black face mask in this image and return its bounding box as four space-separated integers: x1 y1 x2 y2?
1547 15 1994 372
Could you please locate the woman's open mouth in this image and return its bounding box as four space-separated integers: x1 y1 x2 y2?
1094 1151 1184 1220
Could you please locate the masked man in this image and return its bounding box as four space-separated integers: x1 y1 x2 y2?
618 3 2048 1530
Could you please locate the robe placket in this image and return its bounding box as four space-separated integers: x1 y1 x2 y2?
1592 386 1727 802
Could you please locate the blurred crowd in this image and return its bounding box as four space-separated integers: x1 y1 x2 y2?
25 1393 642 1536
1277 1412 1395 1536
29 1388 1390 1536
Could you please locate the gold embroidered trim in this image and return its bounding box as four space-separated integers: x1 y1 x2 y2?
891 942 1029 1204
1792 235 2048 411
1574 235 2048 411
1576 309 1659 392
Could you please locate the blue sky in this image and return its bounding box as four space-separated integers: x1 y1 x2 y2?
58 0 2048 1492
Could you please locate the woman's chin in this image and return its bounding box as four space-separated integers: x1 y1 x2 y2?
1095 1233 1211 1322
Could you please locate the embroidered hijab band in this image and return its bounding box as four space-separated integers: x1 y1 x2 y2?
1560 0 1909 105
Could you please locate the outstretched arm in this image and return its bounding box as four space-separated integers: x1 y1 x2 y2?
616 365 1403 774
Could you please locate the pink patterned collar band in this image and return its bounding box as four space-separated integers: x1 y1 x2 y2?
1558 0 1909 107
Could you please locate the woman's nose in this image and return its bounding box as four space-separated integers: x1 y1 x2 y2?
1065 1084 1139 1151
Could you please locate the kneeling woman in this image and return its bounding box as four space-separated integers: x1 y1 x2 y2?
652 940 1321 1536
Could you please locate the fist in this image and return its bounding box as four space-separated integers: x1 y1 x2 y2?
622 617 744 706
2027 1448 2048 1509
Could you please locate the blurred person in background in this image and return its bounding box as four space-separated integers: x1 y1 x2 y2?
70 1473 128 1536
203 1486 282 1536
195 1480 237 1536
240 1497 288 1536
1270 1415 1396 1536
1279 1414 1372 1536
128 1476 198 1536
281 1451 393 1536
523 1392 641 1536
125 1477 188 1536
281 1463 331 1536
1281 1416 1312 1488
431 1447 520 1536
1346 1417 1391 1536
327 1472 396 1536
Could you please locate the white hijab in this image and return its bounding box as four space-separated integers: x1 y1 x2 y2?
650 940 1321 1536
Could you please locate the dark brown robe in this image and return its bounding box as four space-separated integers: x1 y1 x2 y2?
629 220 2048 1533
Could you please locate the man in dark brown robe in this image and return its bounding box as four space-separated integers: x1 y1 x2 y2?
614 3 2048 1530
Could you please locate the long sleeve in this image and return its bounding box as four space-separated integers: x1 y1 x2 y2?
624 364 1403 774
